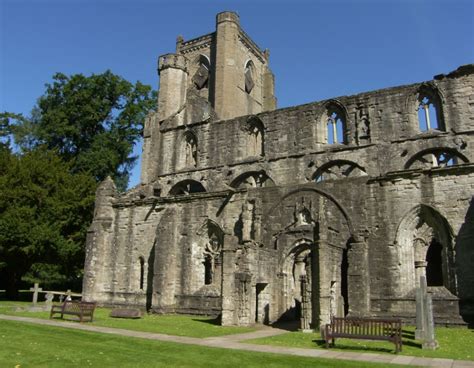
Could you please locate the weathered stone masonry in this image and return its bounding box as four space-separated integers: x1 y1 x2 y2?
83 11 474 328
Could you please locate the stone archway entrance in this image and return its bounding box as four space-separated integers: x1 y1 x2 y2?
264 189 354 329
280 241 313 324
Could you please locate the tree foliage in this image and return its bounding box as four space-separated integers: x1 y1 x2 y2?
0 148 97 297
0 71 156 296
6 70 156 190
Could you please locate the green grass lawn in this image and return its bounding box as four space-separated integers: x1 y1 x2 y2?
247 325 474 361
0 301 254 338
0 320 404 368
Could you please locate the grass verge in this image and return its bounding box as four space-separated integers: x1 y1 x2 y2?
0 320 404 368
0 301 253 338
247 325 474 360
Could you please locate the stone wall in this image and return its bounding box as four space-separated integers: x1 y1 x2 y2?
82 11 474 327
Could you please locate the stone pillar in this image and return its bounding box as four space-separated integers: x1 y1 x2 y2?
214 11 241 120
157 53 188 122
221 235 238 325
314 239 334 329
347 240 370 316
300 275 312 332
82 177 116 302
415 274 427 339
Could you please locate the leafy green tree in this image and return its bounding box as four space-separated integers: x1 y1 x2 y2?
0 148 97 298
5 70 156 190
0 71 155 297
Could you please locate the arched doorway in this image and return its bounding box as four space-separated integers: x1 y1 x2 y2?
280 240 313 323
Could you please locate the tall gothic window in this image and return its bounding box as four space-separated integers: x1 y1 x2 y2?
324 105 346 144
192 55 210 90
416 89 444 132
244 60 255 94
202 226 223 286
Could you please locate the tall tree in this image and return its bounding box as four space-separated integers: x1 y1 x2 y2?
6 70 156 190
0 148 97 298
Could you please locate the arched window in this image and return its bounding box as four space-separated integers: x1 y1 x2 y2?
183 132 197 168
395 205 456 295
404 148 468 170
313 160 367 183
199 220 223 286
323 103 347 145
192 55 210 90
169 180 206 196
244 60 255 94
416 88 444 131
230 171 275 189
246 117 264 157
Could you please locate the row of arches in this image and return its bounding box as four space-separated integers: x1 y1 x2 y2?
167 147 468 196
176 85 448 171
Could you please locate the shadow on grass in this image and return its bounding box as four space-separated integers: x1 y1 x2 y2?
311 328 422 354
270 320 300 332
191 316 221 326
312 339 397 354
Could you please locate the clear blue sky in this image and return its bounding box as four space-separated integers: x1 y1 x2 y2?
1 0 473 188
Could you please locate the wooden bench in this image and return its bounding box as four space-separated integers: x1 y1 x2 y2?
50 301 97 323
324 317 402 353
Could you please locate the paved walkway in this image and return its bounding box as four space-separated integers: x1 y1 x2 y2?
1 314 473 367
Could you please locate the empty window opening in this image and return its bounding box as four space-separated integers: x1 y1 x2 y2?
193 55 210 90
341 248 349 316
327 111 345 144
426 240 443 287
313 161 367 182
245 61 255 94
139 257 145 290
169 180 206 196
204 255 213 285
405 149 465 170
418 96 440 131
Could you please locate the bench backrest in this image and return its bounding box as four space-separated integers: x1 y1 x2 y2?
330 317 401 337
62 301 96 313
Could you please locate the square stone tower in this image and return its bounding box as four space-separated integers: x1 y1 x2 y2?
141 11 276 184
159 11 276 122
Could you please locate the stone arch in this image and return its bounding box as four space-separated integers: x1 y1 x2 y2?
394 204 456 296
265 188 355 238
279 239 313 322
244 116 264 157
168 179 206 196
320 100 349 145
230 170 275 189
312 160 368 182
404 147 468 170
266 189 354 326
416 84 445 131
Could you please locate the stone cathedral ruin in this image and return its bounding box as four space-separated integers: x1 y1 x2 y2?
83 12 474 328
